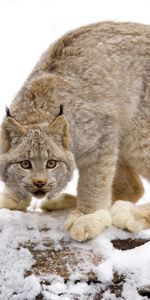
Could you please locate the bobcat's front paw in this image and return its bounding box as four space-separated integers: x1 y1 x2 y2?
65 209 112 242
0 193 30 211
110 200 147 232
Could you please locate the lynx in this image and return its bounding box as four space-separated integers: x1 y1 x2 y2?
1 21 150 241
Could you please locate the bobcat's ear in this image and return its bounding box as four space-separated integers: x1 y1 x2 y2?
1 117 27 153
48 107 70 149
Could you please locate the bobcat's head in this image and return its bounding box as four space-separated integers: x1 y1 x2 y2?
0 107 75 200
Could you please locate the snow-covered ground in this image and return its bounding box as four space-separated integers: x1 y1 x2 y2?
1 198 150 300
0 175 150 300
1 0 150 299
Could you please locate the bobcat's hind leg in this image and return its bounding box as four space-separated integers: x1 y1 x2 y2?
112 157 144 203
41 193 77 211
111 158 146 232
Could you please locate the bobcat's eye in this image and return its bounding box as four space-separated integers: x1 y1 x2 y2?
20 160 32 169
46 160 57 169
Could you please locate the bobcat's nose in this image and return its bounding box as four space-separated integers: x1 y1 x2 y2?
33 178 47 188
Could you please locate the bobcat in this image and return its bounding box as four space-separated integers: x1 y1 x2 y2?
1 21 150 241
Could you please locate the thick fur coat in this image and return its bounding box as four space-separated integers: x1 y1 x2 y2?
1 21 150 241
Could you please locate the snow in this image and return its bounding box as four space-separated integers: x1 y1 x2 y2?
1 202 150 299
95 259 114 283
95 241 150 286
0 208 100 299
1 0 150 299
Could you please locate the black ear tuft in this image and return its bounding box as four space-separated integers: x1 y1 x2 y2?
57 104 64 117
51 105 64 125
5 106 13 118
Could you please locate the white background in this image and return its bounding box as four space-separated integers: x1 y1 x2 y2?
0 0 150 196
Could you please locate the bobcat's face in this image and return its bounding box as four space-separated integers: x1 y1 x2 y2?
0 112 75 200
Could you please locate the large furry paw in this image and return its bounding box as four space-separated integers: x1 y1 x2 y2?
110 200 149 232
0 193 30 211
40 193 77 211
65 209 112 242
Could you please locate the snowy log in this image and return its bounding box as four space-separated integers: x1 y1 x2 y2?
1 208 150 299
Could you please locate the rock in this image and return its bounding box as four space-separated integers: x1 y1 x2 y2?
22 235 150 299
1 208 150 299
23 240 101 281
